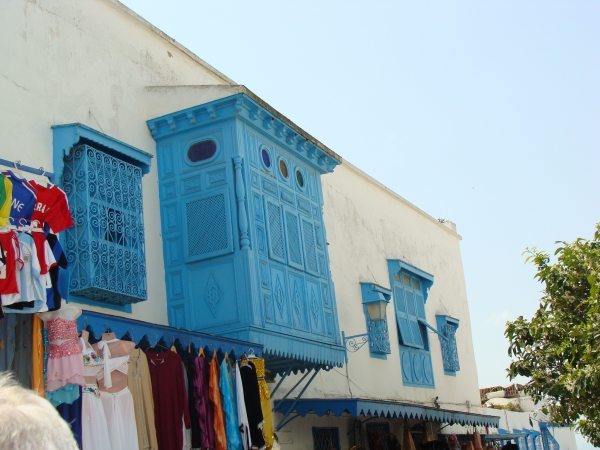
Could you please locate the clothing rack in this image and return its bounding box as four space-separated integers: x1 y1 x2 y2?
77 309 263 359
0 158 55 183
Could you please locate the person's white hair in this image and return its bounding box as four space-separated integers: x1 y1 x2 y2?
0 372 78 450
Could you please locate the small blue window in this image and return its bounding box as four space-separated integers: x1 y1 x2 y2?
436 315 460 375
360 283 391 359
187 140 216 162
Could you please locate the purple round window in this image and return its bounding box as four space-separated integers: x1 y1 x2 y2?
261 149 271 168
188 140 216 162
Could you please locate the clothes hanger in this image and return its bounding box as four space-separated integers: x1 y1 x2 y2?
239 352 250 368
198 340 205 357
11 161 25 180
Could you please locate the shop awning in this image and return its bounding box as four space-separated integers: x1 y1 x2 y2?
482 433 527 441
77 310 263 357
273 398 500 428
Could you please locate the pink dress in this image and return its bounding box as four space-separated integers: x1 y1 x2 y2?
45 317 85 392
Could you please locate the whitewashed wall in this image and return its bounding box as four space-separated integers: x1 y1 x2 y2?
0 0 233 324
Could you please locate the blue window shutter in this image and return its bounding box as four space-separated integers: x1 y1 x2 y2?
414 291 426 321
283 206 304 271
394 286 416 347
404 290 424 348
264 197 286 264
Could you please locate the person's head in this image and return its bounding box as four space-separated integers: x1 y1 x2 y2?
447 435 458 447
0 373 78 450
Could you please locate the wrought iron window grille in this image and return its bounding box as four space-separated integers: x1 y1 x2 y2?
342 283 392 362
436 315 460 374
63 144 148 305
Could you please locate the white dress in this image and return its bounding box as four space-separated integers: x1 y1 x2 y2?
81 338 112 450
97 339 139 450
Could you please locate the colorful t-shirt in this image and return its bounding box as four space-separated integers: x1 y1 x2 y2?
29 182 74 233
3 171 37 227
0 230 22 299
0 175 12 228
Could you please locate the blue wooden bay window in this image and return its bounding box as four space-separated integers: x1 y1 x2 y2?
388 260 435 388
53 124 152 310
436 315 460 375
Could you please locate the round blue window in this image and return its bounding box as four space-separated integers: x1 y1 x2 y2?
188 140 216 162
261 148 271 168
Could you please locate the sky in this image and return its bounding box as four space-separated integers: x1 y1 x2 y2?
118 0 599 445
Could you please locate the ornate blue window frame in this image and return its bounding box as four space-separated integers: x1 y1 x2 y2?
388 259 435 388
436 315 460 376
52 124 153 312
359 283 392 359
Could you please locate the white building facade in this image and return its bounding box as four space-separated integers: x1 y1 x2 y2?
0 0 524 448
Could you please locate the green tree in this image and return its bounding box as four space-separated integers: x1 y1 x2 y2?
505 224 600 445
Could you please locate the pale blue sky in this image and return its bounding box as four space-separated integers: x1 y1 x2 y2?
120 0 599 444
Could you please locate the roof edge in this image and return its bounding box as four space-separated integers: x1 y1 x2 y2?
103 0 236 85
338 159 462 240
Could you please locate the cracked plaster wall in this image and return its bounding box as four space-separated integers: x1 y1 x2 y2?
0 0 232 324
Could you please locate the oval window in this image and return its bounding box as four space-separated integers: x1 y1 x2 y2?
279 159 288 178
261 149 271 168
296 169 304 188
188 140 216 163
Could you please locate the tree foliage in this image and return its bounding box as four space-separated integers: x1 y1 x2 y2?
505 224 600 445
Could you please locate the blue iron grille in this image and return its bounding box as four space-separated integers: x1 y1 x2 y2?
366 315 391 355
63 145 147 305
440 323 460 372
313 427 340 450
186 194 228 258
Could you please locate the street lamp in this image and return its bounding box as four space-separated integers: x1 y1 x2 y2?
342 284 391 362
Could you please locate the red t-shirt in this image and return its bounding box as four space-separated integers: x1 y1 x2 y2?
30 182 74 233
0 231 22 295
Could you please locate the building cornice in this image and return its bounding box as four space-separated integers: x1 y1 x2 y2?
146 91 342 174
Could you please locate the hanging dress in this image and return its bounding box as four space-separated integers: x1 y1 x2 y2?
192 354 214 449
128 348 159 450
45 317 84 392
81 338 112 450
236 362 252 450
209 354 227 450
145 350 190 450
220 357 242 450
253 357 274 449
240 360 266 449
97 339 139 450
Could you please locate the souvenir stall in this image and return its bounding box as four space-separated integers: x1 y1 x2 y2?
0 159 277 450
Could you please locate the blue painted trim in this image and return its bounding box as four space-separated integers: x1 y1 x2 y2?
70 295 132 313
146 94 341 175
274 398 500 428
52 123 153 183
387 259 434 300
0 159 55 183
247 327 345 368
77 310 263 357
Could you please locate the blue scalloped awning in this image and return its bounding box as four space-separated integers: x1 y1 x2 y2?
274 398 500 428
